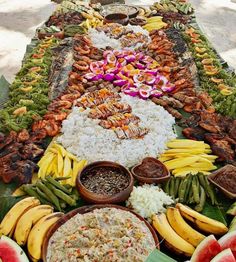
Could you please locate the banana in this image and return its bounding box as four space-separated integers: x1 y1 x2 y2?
0 197 40 237
166 207 205 247
152 213 195 257
57 151 64 175
51 143 67 157
38 152 55 178
176 203 228 235
164 156 200 170
167 140 205 149
63 155 72 177
14 205 53 246
27 212 63 261
138 8 146 16
81 11 94 20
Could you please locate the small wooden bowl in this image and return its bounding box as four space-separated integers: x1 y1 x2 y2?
42 204 159 262
131 157 170 184
38 31 64 40
104 13 129 25
208 165 236 199
76 161 134 204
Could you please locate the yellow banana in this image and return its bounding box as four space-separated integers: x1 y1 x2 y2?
57 151 64 175
176 203 228 235
14 205 53 246
166 207 205 247
166 140 205 149
38 152 55 178
65 150 79 162
0 197 40 237
27 212 63 261
153 213 195 257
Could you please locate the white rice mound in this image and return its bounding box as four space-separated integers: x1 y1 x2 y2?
126 184 174 219
57 94 176 168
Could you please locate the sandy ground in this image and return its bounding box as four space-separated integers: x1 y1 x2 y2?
0 0 236 82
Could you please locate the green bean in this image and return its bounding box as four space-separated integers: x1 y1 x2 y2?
22 185 51 206
170 177 176 199
195 186 206 212
184 174 192 203
163 179 170 195
45 176 71 194
174 177 181 198
45 182 76 206
192 176 200 204
55 176 72 181
36 181 61 211
179 178 188 203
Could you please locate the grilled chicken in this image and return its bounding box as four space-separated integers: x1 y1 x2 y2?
99 113 140 129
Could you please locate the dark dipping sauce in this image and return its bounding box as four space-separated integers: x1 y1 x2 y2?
134 158 165 178
212 165 236 194
81 167 130 196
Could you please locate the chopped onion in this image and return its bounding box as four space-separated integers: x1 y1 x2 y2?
135 62 146 70
161 84 176 93
84 73 97 81
139 89 151 99
125 55 136 63
150 89 163 98
123 86 139 97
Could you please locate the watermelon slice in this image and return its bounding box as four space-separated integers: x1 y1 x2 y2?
191 235 221 262
218 231 236 259
0 236 29 262
211 249 236 262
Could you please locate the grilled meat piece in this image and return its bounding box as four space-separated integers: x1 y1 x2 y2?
114 124 149 139
198 112 221 133
19 143 44 160
77 88 121 108
205 133 235 162
229 120 236 140
0 131 17 151
165 106 182 119
182 127 206 141
17 129 30 143
99 113 140 129
89 101 132 119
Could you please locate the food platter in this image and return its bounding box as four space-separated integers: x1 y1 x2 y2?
0 0 236 261
101 4 139 18
42 204 160 261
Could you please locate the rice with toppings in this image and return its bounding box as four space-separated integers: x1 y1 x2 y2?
57 94 176 168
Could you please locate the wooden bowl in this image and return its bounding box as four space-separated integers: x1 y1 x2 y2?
42 204 159 262
131 157 170 184
38 31 64 40
208 165 236 199
76 161 134 204
104 13 129 25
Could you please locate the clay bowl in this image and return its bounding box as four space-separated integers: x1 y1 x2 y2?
38 30 64 40
42 204 159 262
131 157 170 184
76 161 134 204
104 13 129 25
208 165 236 199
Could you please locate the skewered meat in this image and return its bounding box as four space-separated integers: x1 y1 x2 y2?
114 124 149 139
99 113 140 129
198 111 221 133
89 101 132 119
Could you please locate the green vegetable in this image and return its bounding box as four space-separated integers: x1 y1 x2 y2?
45 176 71 194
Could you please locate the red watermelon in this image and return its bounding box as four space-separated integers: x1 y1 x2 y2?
218 231 236 259
0 236 29 262
191 235 221 262
211 249 236 262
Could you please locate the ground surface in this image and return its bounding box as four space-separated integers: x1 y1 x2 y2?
0 0 236 82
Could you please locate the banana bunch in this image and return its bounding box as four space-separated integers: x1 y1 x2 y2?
152 203 228 257
163 173 217 211
38 142 87 186
143 16 167 32
138 6 156 18
152 0 194 14
0 197 63 261
22 176 79 211
159 139 218 177
173 21 186 31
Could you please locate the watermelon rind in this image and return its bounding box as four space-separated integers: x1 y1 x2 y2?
218 231 236 259
0 236 29 262
210 248 236 262
229 217 236 233
191 235 221 262
227 202 236 216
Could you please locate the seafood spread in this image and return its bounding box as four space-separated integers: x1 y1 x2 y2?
46 207 156 262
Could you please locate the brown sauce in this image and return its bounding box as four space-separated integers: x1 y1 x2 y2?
134 158 165 178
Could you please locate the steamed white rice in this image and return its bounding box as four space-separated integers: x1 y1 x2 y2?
57 94 176 168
